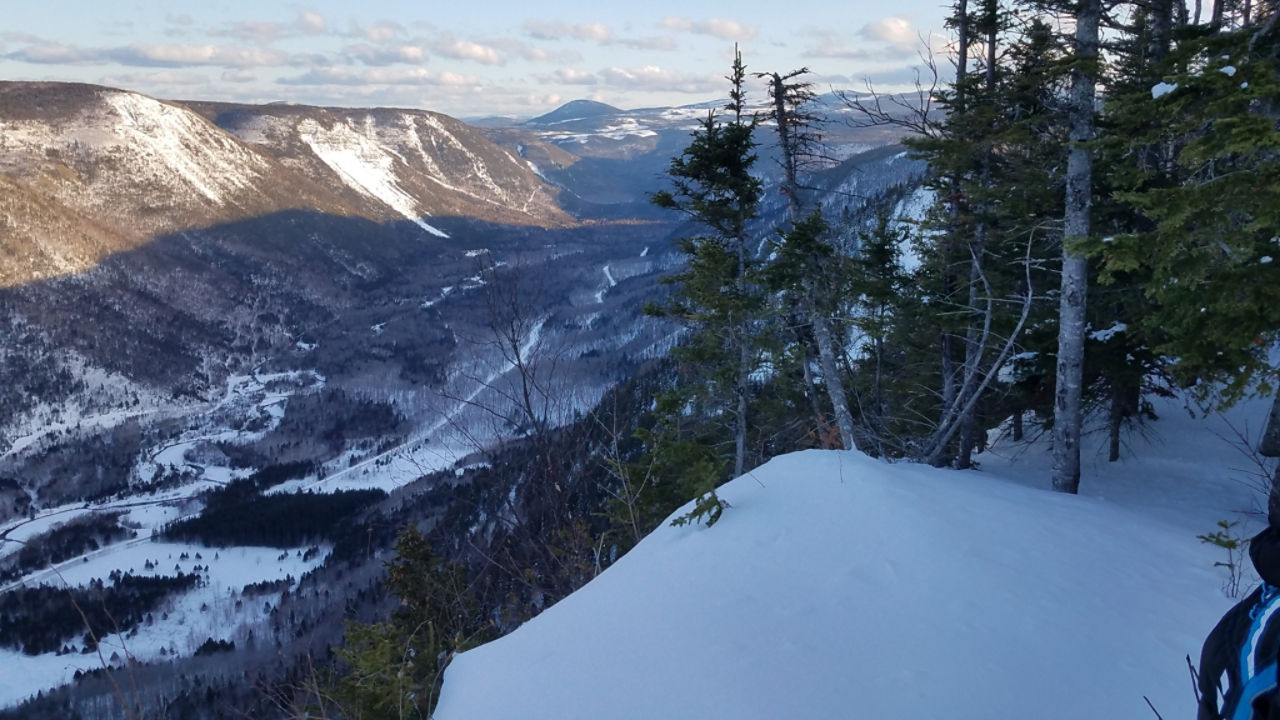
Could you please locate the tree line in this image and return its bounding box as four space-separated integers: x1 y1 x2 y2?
647 1 1279 513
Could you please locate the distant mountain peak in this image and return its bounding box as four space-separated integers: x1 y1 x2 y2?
526 99 623 126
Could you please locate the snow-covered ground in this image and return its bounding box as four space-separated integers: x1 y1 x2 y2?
435 393 1273 720
0 370 322 559
0 371 337 708
0 541 326 708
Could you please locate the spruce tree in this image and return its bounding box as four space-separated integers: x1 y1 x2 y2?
649 47 765 479
1094 18 1280 404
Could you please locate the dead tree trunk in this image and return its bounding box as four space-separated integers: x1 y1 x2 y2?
811 296 858 450
763 68 858 452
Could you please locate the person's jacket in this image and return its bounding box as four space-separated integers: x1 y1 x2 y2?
1199 526 1280 720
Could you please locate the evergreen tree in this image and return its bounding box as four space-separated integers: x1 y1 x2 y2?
899 0 1043 466
649 47 766 480
847 212 910 455
1093 17 1280 405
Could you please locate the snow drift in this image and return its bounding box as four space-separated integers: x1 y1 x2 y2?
435 398 1266 719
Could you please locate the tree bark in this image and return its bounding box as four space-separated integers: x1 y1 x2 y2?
1052 0 1100 495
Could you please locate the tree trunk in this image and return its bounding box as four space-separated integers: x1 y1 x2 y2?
1150 0 1174 60
735 341 749 478
1012 407 1024 442
958 3 999 472
937 335 957 466
796 336 831 448
958 415 977 469
1108 382 1124 462
873 335 887 455
937 0 969 468
1261 386 1280 458
812 303 858 451
768 69 856 454
1052 0 1100 495
1266 384 1280 525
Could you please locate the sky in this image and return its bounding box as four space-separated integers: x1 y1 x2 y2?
0 1 954 119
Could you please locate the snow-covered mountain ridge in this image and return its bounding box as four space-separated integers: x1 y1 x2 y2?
0 81 568 288
435 393 1270 719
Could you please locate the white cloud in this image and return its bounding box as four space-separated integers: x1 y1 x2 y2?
859 17 918 49
548 68 596 85
615 35 677 51
297 11 327 35
209 21 285 45
523 20 613 43
101 70 211 87
519 45 582 63
278 66 477 86
801 28 920 61
5 42 103 64
113 44 289 68
343 43 427 66
432 37 502 65
350 20 407 44
599 65 719 93
661 16 757 41
4 41 293 68
221 69 257 83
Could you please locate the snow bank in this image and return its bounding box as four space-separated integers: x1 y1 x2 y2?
436 401 1259 719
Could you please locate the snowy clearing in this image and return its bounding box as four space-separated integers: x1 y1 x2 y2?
0 542 327 708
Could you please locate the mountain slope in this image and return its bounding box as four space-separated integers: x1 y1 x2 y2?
434 394 1265 719
188 101 570 230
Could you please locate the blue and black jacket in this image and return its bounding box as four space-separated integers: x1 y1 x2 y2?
1199 526 1280 720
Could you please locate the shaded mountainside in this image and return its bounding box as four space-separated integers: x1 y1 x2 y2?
0 210 676 508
